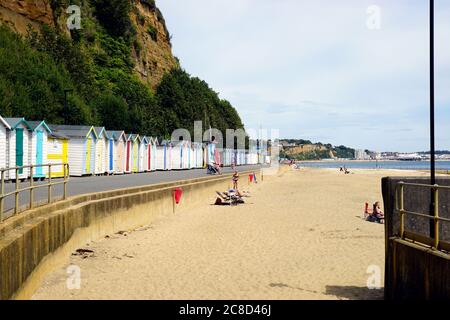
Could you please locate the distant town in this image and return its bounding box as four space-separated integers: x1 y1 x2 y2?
278 139 450 161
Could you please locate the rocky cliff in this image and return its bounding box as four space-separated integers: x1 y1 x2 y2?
0 0 177 89
0 0 53 34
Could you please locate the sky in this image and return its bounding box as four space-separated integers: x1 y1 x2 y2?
157 0 450 152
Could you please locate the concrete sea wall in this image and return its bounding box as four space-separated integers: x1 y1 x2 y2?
0 170 260 300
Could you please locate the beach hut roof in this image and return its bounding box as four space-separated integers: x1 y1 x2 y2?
49 132 70 140
107 130 125 141
128 134 140 142
160 139 174 146
0 116 11 129
49 125 97 139
148 137 158 145
94 127 108 139
27 120 52 133
141 136 150 144
4 118 32 130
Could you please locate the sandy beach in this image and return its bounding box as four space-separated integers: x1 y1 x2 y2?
32 167 430 300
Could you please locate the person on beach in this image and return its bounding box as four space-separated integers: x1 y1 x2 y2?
373 201 384 223
366 201 384 224
232 170 239 190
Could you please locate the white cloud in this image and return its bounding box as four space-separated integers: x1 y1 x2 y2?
157 0 450 152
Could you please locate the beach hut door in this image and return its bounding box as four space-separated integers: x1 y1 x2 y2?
126 141 131 172
36 130 44 176
16 129 24 174
109 140 114 171
148 145 151 170
86 138 92 173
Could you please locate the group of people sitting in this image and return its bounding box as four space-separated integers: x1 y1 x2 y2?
339 166 351 174
214 170 250 205
207 162 222 175
365 201 385 224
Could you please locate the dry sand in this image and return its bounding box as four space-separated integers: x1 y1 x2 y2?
32 167 430 300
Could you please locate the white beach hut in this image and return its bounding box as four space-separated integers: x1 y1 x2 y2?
156 140 173 171
0 116 11 172
4 118 32 180
94 127 108 175
27 121 52 179
139 136 149 173
155 139 165 171
49 125 97 177
182 141 190 170
172 141 182 170
124 134 132 174
149 137 157 171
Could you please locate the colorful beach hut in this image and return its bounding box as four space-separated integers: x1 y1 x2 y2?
0 116 11 172
94 127 108 175
128 134 141 173
139 136 149 172
103 130 115 175
191 142 202 168
148 137 157 171
4 118 32 180
124 134 132 174
181 141 190 170
27 121 52 178
156 140 173 171
172 141 182 170
49 125 97 177
155 140 165 171
47 132 69 178
107 131 126 175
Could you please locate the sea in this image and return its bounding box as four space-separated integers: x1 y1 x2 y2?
297 160 450 171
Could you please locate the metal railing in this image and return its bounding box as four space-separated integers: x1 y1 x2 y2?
0 163 69 222
395 181 450 252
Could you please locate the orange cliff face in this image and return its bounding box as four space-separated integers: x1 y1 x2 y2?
0 0 178 90
0 0 54 34
130 0 179 90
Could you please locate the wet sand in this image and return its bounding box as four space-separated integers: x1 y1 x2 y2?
32 167 429 300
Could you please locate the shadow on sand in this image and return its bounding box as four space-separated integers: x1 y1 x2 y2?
325 285 384 300
269 282 384 300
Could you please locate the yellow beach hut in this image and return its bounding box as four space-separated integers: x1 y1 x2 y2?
49 125 97 177
129 134 141 173
46 132 69 178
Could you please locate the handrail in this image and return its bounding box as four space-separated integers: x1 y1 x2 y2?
0 163 69 222
394 181 449 251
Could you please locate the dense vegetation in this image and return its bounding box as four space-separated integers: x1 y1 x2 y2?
0 0 244 140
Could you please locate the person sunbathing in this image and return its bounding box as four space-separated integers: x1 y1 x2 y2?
366 201 384 224
373 201 385 224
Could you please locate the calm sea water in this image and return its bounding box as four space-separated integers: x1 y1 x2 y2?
298 160 450 171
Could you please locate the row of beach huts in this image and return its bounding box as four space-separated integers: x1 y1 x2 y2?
0 116 262 180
